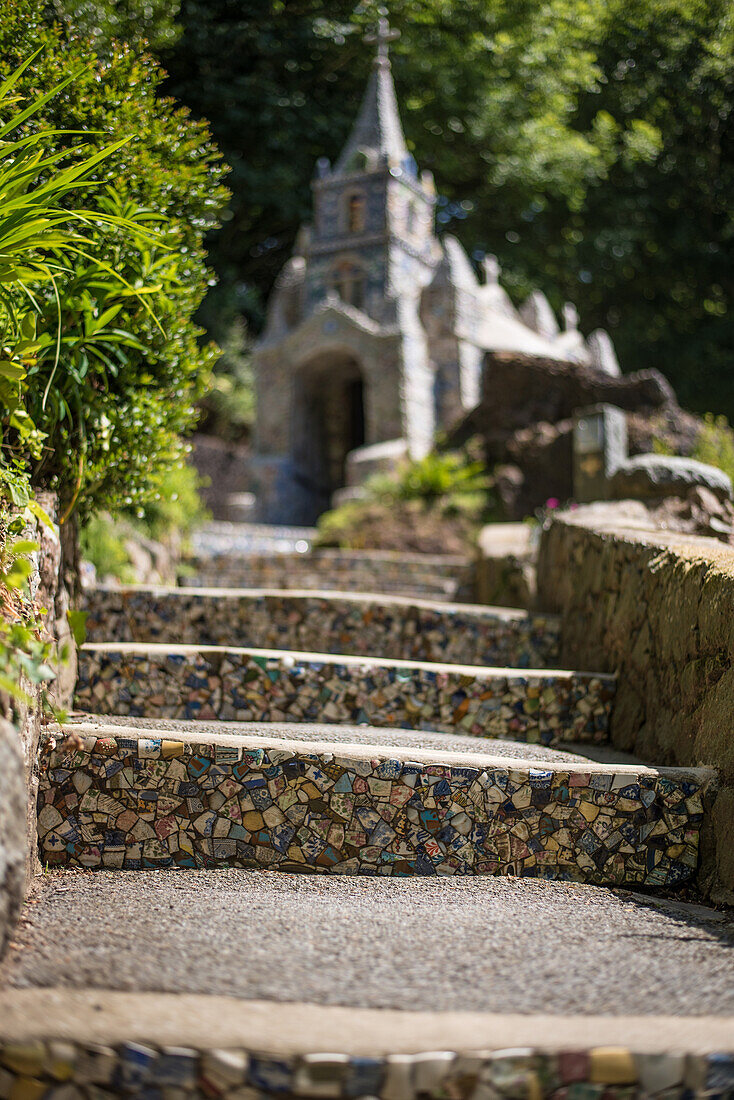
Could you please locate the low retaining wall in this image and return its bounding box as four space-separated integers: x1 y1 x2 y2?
182 548 475 602
537 505 734 902
38 727 706 885
0 493 64 961
76 645 615 746
0 719 26 962
83 587 560 669
475 523 538 609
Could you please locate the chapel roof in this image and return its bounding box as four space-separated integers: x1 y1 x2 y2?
334 15 410 174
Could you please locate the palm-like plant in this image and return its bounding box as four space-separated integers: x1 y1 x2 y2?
0 50 160 500
0 52 163 714
367 451 492 516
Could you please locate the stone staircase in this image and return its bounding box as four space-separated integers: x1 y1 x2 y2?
45 575 706 886
2 537 731 1098
82 585 561 667
182 547 476 602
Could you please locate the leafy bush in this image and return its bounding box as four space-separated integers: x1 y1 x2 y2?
367 451 492 516
0 53 160 715
52 0 182 52
133 460 209 542
316 449 496 554
80 460 209 582
79 514 138 586
197 318 256 442
692 414 734 485
0 52 152 508
24 188 216 523
0 3 228 522
652 413 734 485
0 508 61 724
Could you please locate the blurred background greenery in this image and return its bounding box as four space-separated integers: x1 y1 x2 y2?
159 0 734 423
42 0 734 425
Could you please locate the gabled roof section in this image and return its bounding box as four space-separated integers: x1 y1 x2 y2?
335 33 409 174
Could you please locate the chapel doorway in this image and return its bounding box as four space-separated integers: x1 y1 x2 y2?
292 353 366 523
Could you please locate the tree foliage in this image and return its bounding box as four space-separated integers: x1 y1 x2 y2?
0 53 150 718
163 0 734 417
47 0 182 52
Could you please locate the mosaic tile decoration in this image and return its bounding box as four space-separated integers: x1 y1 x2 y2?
75 645 616 746
1 1038 732 1100
182 547 476 602
38 729 705 884
82 587 561 669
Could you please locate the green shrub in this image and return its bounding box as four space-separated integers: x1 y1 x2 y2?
652 413 734 484
316 502 368 550
366 450 493 516
133 461 209 542
0 51 161 712
0 3 228 522
198 318 256 442
80 460 209 582
79 514 138 585
315 448 497 554
692 414 734 485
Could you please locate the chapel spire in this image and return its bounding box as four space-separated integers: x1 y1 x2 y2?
334 9 409 174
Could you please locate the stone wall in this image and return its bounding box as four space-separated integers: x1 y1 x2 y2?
190 434 253 522
183 548 476 602
536 505 734 902
449 351 702 519
0 719 26 961
39 728 706 886
0 494 64 960
2 1023 732 1098
76 645 615 746
83 586 560 669
475 523 538 609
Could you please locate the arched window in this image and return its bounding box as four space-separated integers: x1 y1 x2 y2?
331 261 366 310
406 201 417 236
347 193 366 234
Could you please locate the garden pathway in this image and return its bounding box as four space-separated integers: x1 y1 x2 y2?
1 528 732 1098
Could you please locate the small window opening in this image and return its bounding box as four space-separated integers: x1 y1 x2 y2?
347 193 366 234
331 262 366 310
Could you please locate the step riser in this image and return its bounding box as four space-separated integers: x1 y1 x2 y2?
76 649 615 746
1 1033 731 1099
82 588 561 669
38 733 704 885
183 550 475 602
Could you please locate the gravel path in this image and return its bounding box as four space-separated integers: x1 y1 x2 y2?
5 870 732 1016
66 716 638 765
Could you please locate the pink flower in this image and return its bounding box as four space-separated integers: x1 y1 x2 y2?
545 497 560 510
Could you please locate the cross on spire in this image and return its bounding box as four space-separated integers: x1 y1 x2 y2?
365 7 400 65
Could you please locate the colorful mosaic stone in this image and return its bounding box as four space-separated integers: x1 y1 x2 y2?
0 1038 727 1099
37 730 706 884
82 586 561 669
182 547 475 602
75 645 615 746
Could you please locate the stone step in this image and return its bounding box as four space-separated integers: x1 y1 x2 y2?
1 991 733 1100
82 585 561 669
191 519 317 556
76 644 615 746
181 547 475 602
38 724 710 885
63 714 614 765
